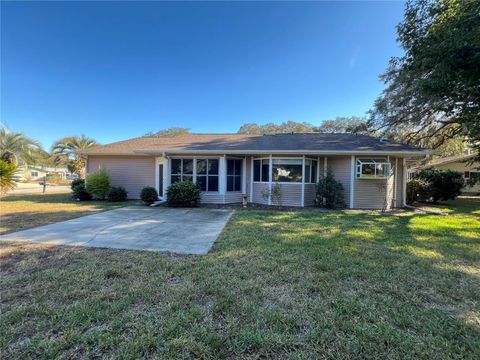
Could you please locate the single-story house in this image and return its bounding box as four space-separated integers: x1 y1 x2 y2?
85 133 428 209
409 153 480 195
18 165 69 181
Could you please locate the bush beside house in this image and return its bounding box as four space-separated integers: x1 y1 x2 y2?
167 181 201 207
315 170 346 209
86 168 110 200
407 168 464 204
107 186 128 202
140 187 158 205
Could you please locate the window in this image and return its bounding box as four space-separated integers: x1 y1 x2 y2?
464 171 470 179
253 159 270 182
227 159 242 192
196 158 219 192
356 158 390 179
170 159 193 184
304 159 318 183
272 159 302 182
31 171 38 177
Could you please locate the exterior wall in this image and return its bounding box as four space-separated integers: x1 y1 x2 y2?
271 183 302 207
87 155 155 199
201 193 225 204
327 156 351 206
304 183 316 207
252 182 269 205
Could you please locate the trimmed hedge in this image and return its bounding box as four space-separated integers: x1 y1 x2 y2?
140 187 158 205
166 181 201 207
72 183 92 201
107 186 128 202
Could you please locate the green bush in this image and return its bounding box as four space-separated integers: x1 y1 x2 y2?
72 183 92 201
71 178 84 190
0 160 17 194
316 170 346 209
86 168 110 200
415 169 464 203
167 181 201 207
107 186 128 202
140 187 158 205
406 179 430 204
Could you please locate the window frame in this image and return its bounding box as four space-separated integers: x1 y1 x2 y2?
226 158 242 192
170 157 220 193
356 158 391 179
196 158 219 193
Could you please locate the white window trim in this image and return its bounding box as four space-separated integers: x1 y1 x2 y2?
170 157 221 194
226 158 243 193
356 157 391 179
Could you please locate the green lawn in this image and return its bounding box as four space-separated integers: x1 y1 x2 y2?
1 199 479 358
0 193 140 234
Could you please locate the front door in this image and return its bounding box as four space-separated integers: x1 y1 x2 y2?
158 164 164 197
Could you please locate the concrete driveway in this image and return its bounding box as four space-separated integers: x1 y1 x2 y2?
0 207 234 254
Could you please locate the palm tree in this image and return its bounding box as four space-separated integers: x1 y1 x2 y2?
0 126 44 165
51 135 99 178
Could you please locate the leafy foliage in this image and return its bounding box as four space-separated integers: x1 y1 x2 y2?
261 183 283 205
71 183 92 201
370 0 480 158
107 186 128 202
71 178 85 190
140 187 158 205
167 181 201 207
0 126 44 165
86 168 110 200
51 135 99 178
0 160 18 194
145 127 190 137
238 121 314 135
317 116 372 135
410 168 464 203
316 170 346 209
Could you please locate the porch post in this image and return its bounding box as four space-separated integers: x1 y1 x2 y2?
268 154 273 205
394 158 398 207
402 158 407 207
219 155 226 201
250 156 254 202
242 156 247 194
164 157 170 200
301 155 305 207
349 155 355 209
155 157 161 198
386 155 391 209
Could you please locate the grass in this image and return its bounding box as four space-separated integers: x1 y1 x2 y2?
1 199 479 358
0 193 140 235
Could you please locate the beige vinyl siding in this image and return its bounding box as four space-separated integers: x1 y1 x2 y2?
327 156 351 206
201 193 224 204
224 192 243 204
252 183 269 205
271 183 302 207
87 156 155 199
304 183 316 206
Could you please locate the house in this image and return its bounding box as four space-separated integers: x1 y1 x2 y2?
18 165 69 182
409 154 480 195
84 133 428 209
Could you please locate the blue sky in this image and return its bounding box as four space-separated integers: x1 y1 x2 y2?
1 1 405 149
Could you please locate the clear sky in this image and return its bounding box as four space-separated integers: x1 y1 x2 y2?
1 1 405 149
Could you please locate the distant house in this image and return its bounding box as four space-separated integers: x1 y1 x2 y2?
18 165 69 182
85 133 428 209
409 154 480 195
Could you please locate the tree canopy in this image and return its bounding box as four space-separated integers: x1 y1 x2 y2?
145 128 190 137
369 0 480 157
0 125 44 165
51 135 99 178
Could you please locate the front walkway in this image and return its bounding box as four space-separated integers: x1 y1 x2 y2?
0 207 233 254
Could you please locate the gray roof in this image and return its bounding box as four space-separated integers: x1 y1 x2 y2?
85 133 428 156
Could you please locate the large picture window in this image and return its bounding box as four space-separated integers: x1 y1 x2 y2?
170 159 193 184
356 158 390 179
196 158 219 192
227 159 242 192
253 159 270 182
272 159 302 182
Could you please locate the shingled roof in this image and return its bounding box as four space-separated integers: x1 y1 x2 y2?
85 133 427 156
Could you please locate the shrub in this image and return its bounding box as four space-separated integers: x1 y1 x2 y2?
0 160 18 194
86 168 110 200
46 172 62 184
72 183 92 201
140 186 158 205
415 168 464 203
71 178 84 190
107 186 128 202
167 181 201 207
316 170 346 209
406 179 430 204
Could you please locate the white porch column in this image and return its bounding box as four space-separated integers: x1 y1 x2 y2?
250 156 254 202
219 155 226 197
268 155 273 205
402 158 407 207
349 155 355 209
386 155 391 209
242 157 247 194
301 155 305 207
394 158 398 207
155 156 162 198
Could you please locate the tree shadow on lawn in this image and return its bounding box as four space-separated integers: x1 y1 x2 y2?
1 209 479 358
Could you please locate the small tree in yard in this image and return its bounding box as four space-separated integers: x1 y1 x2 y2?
86 168 110 200
167 181 201 207
316 170 346 209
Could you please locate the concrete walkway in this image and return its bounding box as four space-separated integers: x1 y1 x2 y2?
0 207 234 254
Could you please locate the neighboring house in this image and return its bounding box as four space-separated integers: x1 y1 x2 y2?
84 133 428 209
409 154 480 195
18 165 69 181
